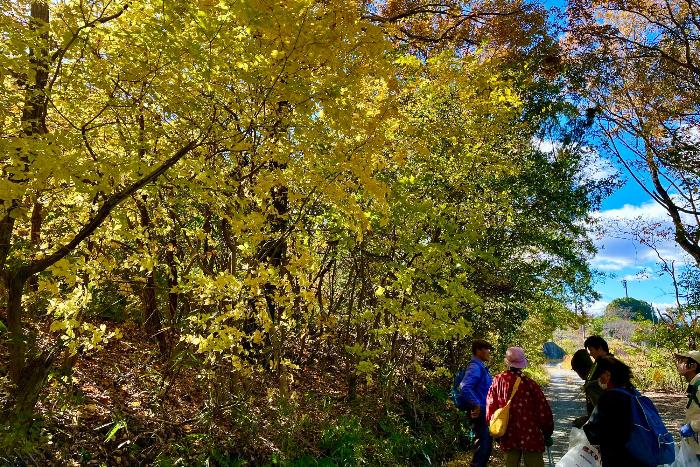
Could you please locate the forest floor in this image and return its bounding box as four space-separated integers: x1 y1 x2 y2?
447 363 687 466
1 325 218 465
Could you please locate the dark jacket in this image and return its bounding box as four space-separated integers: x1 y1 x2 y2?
458 357 492 410
583 359 605 413
583 386 648 467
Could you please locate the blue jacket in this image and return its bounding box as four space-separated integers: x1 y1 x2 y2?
459 357 492 410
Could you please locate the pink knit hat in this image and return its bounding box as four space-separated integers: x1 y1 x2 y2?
504 347 528 369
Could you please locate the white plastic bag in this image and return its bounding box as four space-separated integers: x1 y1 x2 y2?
556 428 602 467
567 427 589 451
556 443 602 467
660 440 698 467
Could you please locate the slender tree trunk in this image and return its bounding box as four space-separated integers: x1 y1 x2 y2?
3 0 50 370
0 209 17 275
6 271 29 385
136 199 167 356
257 167 289 393
27 201 43 291
142 271 166 351
165 238 178 352
5 0 50 387
0 3 55 428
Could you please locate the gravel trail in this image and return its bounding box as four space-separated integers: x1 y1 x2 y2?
544 364 588 463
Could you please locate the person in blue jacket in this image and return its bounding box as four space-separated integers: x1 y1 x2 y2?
459 339 494 467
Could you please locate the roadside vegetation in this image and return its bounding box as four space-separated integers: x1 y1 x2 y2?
2 0 700 463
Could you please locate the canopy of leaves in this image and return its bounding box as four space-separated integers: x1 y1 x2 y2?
605 297 655 322
0 0 604 462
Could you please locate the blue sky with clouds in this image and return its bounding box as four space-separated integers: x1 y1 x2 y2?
536 139 687 315
590 181 686 315
537 0 692 316
586 151 697 315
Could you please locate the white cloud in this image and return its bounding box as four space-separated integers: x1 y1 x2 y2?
677 124 700 145
651 302 677 311
532 137 618 183
532 137 561 155
639 245 693 265
591 199 695 272
595 195 698 227
594 199 670 222
588 300 609 316
591 255 634 271
579 146 618 182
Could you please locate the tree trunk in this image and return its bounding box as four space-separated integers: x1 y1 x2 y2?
137 199 167 356
3 351 56 425
646 153 700 265
2 268 61 431
0 208 17 275
264 181 288 392
142 270 167 354
165 239 178 352
6 272 28 385
0 3 54 429
28 201 43 291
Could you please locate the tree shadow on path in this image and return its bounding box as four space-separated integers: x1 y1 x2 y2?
545 364 588 463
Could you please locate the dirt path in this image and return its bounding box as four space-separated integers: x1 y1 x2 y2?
544 364 587 462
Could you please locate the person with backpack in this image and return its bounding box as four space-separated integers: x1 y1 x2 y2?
486 347 554 467
583 335 610 410
456 339 494 467
675 350 700 462
583 355 675 467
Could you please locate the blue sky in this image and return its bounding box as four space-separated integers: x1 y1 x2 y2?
535 138 687 315
537 0 691 316
589 175 686 315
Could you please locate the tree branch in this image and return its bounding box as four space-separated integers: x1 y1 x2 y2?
23 140 199 277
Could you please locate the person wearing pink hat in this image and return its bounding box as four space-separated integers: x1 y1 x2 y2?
486 347 554 467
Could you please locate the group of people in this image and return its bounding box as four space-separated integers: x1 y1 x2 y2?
457 336 700 467
571 335 700 466
457 339 553 467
